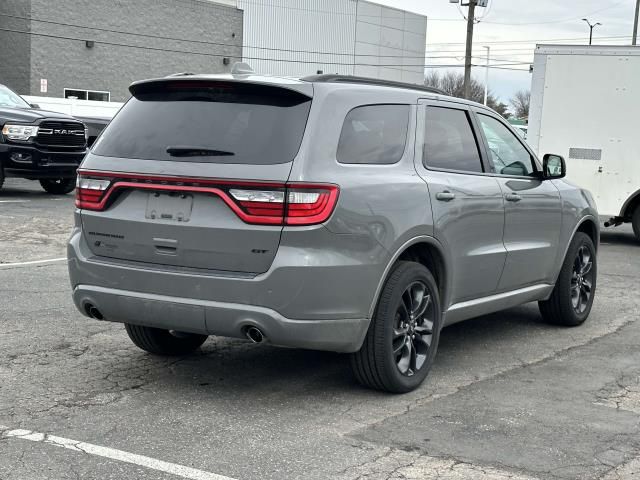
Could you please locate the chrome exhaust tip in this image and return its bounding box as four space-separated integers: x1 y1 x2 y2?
85 304 104 320
245 326 265 344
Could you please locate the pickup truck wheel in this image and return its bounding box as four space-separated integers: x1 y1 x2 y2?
351 261 442 393
124 324 208 355
39 178 76 195
632 207 640 242
539 232 597 326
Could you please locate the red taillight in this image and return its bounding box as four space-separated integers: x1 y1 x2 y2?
75 171 339 226
228 185 339 225
75 177 111 210
284 185 339 225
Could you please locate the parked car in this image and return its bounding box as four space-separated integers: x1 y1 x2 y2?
0 83 88 194
68 72 599 393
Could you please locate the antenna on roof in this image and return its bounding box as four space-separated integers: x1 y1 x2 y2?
231 62 254 75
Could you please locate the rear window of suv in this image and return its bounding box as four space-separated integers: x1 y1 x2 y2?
92 81 312 165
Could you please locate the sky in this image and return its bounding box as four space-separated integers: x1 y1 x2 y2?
372 0 638 103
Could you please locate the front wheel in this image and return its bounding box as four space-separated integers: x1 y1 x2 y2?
125 324 208 355
39 177 76 194
351 261 442 393
539 232 597 326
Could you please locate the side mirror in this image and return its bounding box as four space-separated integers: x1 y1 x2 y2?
542 154 566 179
29 103 40 109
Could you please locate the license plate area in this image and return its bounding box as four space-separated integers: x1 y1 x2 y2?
145 192 194 222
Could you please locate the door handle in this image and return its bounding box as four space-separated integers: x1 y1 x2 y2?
505 193 522 202
435 191 456 201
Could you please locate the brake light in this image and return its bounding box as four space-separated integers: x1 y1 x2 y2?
75 177 111 210
75 171 339 226
229 184 338 225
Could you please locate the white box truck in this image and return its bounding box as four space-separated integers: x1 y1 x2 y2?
528 44 640 241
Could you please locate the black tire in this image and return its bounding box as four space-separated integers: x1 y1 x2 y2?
539 232 597 326
632 207 640 242
39 177 76 194
0 164 4 191
124 324 208 355
351 261 442 393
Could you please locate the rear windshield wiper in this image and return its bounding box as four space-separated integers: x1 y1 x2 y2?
166 146 235 157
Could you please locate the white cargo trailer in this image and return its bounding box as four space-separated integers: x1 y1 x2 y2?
528 44 640 240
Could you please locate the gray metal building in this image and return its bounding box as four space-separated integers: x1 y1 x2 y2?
0 0 243 101
238 0 427 84
0 0 427 102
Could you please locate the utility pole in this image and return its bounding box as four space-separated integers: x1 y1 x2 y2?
463 0 477 100
633 0 639 45
483 46 490 105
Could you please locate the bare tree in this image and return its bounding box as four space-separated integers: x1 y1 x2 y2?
510 90 530 120
424 71 510 119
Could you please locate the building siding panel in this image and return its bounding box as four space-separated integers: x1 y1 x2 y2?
238 0 426 83
27 0 243 101
0 0 32 93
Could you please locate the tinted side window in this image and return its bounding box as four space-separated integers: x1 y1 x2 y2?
477 114 535 176
423 107 483 173
337 105 409 164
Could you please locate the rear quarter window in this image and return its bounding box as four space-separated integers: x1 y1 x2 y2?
336 104 410 165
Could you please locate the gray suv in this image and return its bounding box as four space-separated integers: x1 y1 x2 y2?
68 73 599 393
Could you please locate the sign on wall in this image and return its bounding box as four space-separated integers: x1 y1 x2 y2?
40 79 48 93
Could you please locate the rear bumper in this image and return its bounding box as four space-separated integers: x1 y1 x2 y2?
68 224 386 353
72 284 369 353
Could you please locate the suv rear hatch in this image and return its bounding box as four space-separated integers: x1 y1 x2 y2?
77 78 334 274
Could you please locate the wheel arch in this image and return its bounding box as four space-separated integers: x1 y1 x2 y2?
620 189 640 220
368 236 451 319
552 215 599 285
575 217 599 251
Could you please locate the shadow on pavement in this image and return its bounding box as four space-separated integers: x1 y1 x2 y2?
122 303 554 398
600 227 638 247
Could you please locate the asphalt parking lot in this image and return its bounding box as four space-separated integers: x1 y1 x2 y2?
1 178 639 480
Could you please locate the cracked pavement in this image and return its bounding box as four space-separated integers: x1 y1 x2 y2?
1 178 639 480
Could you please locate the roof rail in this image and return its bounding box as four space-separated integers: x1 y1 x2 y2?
166 72 195 77
301 74 446 96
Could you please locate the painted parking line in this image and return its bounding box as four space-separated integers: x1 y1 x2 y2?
0 257 67 268
1 426 236 480
0 200 30 203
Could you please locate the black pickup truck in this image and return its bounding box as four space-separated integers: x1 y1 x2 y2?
0 83 91 194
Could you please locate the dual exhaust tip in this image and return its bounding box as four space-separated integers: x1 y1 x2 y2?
85 302 266 344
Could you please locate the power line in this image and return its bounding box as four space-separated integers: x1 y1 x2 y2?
0 26 455 68
0 12 634 62
0 12 427 60
482 0 628 25
0 11 499 62
426 34 633 46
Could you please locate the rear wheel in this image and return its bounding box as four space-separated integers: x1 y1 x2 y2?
39 177 76 194
632 207 640 242
351 261 442 393
124 324 208 355
539 232 596 326
0 165 4 191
